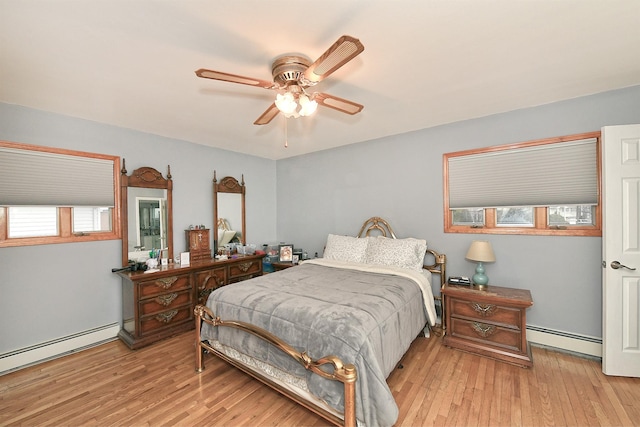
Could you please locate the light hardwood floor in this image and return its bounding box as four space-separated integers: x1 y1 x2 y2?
2 331 639 426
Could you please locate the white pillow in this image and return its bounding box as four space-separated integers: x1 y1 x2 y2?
364 236 427 271
323 234 369 263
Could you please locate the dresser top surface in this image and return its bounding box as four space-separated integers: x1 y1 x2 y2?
116 253 265 280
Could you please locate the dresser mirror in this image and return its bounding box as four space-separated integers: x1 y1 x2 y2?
213 171 246 251
120 160 173 267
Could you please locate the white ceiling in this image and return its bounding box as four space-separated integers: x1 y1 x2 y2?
1 1 639 160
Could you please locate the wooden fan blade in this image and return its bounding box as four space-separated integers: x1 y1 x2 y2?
254 103 280 125
303 35 364 84
314 93 364 115
195 69 276 89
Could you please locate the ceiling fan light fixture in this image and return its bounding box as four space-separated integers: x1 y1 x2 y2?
275 92 297 115
298 94 318 116
274 91 318 118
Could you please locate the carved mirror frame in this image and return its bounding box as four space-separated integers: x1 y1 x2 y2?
213 171 246 250
120 159 173 267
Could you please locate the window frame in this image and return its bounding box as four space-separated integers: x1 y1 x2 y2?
443 131 602 237
0 141 121 247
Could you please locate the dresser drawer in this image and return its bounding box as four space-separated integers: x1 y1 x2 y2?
138 274 190 298
228 259 261 280
449 317 523 352
139 289 192 315
139 306 193 335
449 297 522 328
195 267 226 289
195 267 227 305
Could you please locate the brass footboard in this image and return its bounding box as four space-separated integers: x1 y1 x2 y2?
194 305 358 427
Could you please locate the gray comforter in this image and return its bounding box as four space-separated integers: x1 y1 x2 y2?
201 259 435 427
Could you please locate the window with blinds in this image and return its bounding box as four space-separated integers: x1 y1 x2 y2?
0 141 120 246
443 132 601 236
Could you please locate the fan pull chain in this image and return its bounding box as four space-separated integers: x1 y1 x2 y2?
283 116 288 148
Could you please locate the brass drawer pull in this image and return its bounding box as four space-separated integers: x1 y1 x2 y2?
237 262 253 272
472 322 496 338
155 277 178 289
155 293 178 306
155 310 178 323
470 302 497 317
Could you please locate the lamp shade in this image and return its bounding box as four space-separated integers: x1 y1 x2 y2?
465 240 496 263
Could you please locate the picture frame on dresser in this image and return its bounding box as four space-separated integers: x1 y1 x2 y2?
279 244 293 262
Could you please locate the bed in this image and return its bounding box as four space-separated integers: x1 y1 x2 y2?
195 217 447 427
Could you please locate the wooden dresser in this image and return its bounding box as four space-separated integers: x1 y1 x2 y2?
116 254 264 349
442 284 533 367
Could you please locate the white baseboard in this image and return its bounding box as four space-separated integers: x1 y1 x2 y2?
0 323 120 375
0 323 601 374
527 325 602 358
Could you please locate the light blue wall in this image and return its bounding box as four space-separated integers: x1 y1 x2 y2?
0 103 276 353
1 85 638 354
276 85 640 339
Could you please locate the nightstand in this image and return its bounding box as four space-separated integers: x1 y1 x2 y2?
442 284 533 367
271 261 295 271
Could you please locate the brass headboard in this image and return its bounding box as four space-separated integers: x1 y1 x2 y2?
217 218 231 231
357 216 397 238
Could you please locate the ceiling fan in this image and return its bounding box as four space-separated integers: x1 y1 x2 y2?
195 35 364 125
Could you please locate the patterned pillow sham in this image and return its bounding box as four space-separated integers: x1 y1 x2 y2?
323 234 369 263
364 236 427 272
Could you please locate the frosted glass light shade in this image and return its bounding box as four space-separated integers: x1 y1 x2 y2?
298 94 318 116
275 92 297 114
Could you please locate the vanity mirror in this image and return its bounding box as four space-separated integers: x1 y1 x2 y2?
213 171 246 251
120 160 173 267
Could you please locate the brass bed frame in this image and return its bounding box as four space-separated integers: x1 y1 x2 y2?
194 216 446 427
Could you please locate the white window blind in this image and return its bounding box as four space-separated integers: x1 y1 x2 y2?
0 146 115 207
447 138 598 209
8 206 58 237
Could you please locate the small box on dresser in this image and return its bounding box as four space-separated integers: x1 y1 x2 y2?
186 228 211 262
442 283 534 368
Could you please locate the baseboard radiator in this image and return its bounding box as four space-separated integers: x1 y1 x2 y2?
0 323 120 375
0 323 601 375
527 325 602 358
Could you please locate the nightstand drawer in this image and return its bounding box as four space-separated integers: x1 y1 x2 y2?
449 317 523 352
450 298 522 328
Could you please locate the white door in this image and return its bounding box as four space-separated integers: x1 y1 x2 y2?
602 124 640 377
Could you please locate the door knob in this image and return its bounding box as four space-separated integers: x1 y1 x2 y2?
611 261 636 270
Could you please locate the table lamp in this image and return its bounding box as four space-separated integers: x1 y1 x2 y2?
465 240 496 289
